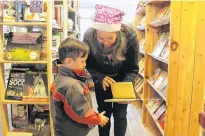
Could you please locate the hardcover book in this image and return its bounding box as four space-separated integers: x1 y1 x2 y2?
11 104 29 128
5 68 28 100
24 70 48 98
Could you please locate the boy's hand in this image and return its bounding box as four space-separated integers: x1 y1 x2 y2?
102 76 116 91
99 111 109 127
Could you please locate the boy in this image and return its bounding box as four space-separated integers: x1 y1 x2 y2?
50 37 109 136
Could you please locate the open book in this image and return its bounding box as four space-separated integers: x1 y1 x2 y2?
104 82 137 103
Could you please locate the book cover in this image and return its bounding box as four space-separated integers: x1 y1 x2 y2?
160 40 170 60
149 68 162 84
5 68 27 101
154 5 170 20
152 32 169 57
153 71 167 89
158 112 166 130
154 104 166 120
151 32 166 54
0 2 3 22
11 104 29 128
24 70 48 98
4 32 43 61
150 98 164 114
3 1 16 22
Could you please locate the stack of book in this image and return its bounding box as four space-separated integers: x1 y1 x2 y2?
68 19 74 31
150 5 171 26
151 32 170 61
134 76 144 98
139 58 145 75
53 5 64 28
1 1 47 22
137 16 146 30
139 39 146 53
149 68 168 98
147 94 164 114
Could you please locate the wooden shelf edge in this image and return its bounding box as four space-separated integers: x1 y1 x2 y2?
145 105 165 136
2 99 49 104
0 22 47 26
146 79 166 101
147 52 168 64
0 59 48 64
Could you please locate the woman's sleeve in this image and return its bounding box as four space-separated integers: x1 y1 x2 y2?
122 29 139 82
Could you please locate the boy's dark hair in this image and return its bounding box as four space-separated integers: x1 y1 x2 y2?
59 37 90 63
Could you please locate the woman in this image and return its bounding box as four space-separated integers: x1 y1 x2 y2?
83 5 139 136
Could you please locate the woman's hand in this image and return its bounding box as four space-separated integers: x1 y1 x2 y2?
102 76 116 91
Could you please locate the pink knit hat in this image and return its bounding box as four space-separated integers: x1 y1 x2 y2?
92 4 125 32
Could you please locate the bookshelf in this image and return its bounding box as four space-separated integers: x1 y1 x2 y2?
0 1 53 136
53 0 80 40
134 1 205 136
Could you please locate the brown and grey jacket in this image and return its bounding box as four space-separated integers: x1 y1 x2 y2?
50 66 100 136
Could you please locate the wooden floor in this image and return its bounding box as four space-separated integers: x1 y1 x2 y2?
88 91 159 136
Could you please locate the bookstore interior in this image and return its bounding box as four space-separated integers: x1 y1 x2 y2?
0 0 205 136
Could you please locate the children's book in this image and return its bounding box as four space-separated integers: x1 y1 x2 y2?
5 68 28 100
24 70 48 99
11 104 29 128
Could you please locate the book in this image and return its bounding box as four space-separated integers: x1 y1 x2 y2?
137 16 146 30
0 2 3 22
149 68 162 84
158 112 166 130
4 32 43 61
150 98 164 114
139 58 145 73
164 6 171 17
154 104 166 120
24 70 48 98
139 39 146 52
3 1 16 22
11 104 29 128
160 40 170 60
152 32 170 57
153 71 167 89
5 68 28 101
154 5 170 21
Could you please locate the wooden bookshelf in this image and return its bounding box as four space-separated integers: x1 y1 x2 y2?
0 1 54 136
145 104 164 136
1 99 49 105
134 1 205 136
0 60 48 64
147 52 168 64
147 79 166 101
7 132 32 136
0 22 47 27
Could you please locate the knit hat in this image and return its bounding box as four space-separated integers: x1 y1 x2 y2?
92 4 125 32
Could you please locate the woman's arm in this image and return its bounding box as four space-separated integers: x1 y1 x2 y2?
122 28 139 82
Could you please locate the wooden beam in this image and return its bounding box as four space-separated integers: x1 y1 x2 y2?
165 1 181 136
188 2 205 136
